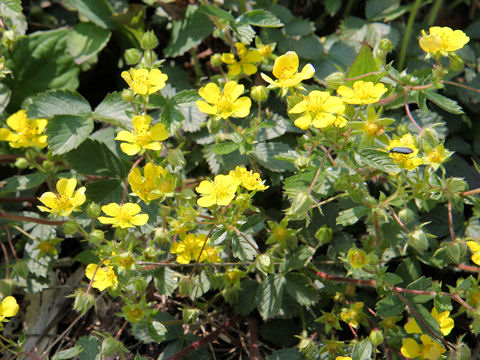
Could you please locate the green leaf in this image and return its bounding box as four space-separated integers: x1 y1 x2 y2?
85 179 123 204
234 23 256 44
231 231 257 260
284 246 315 271
67 22 111 64
0 0 21 12
365 0 400 20
236 279 259 315
266 349 303 360
237 10 283 27
284 18 314 36
352 339 373 360
67 0 115 29
256 274 285 320
375 296 404 317
325 0 341 16
52 345 83 360
6 29 80 110
27 90 91 119
0 173 47 195
336 206 369 226
353 149 401 174
164 5 214 57
0 83 11 114
197 4 235 22
0 0 26 36
284 273 319 306
77 336 100 360
67 139 127 178
46 115 94 155
346 44 379 86
93 92 132 128
407 302 443 340
254 142 295 172
424 90 464 114
154 267 177 297
147 321 167 343
214 142 239 155
171 89 201 104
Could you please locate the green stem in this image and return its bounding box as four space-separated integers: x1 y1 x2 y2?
190 47 203 83
343 0 355 18
238 0 246 13
398 0 422 70
427 0 443 26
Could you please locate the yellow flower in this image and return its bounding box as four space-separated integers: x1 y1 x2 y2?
196 81 251 119
466 240 480 266
123 304 144 322
121 68 168 95
170 233 208 264
228 166 269 191
261 51 315 96
195 174 239 207
419 27 469 56
401 335 446 360
0 110 48 148
423 144 450 170
335 357 352 360
404 307 454 336
221 42 262 76
98 202 149 228
346 248 368 269
85 263 118 291
387 134 423 171
337 81 387 105
288 91 346 130
115 115 168 156
38 178 86 217
128 162 175 203
0 296 19 323
340 302 365 328
202 245 221 263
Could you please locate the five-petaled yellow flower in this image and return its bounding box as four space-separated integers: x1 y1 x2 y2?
0 110 48 148
121 68 168 95
195 174 239 207
115 115 169 156
423 144 450 170
261 51 315 96
196 81 251 119
85 262 118 291
419 27 469 56
98 202 149 228
128 162 175 203
340 301 365 328
404 307 454 336
401 335 446 360
466 240 480 266
288 91 346 130
0 296 19 325
221 42 262 76
387 134 423 171
38 178 86 217
228 166 269 191
337 81 387 105
170 233 210 264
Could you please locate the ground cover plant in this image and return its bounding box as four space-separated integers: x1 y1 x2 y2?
2 0 480 359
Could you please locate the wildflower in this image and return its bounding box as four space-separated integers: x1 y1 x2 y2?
98 202 149 228
36 238 62 258
128 163 175 203
401 335 446 360
195 174 239 207
404 307 454 336
38 178 86 217
228 166 269 191
340 302 365 328
0 110 47 148
387 134 423 171
255 37 276 62
0 296 19 324
85 262 118 291
261 51 315 96
115 115 168 155
266 219 298 250
467 240 480 266
225 269 246 287
112 252 135 271
170 233 208 264
196 81 251 119
423 144 450 170
123 304 145 322
346 248 368 269
288 91 346 130
221 42 262 76
121 68 168 95
335 357 352 360
419 27 469 56
337 81 387 105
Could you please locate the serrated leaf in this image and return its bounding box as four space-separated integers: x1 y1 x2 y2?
93 92 132 128
67 138 127 177
284 273 319 306
0 0 26 36
375 296 404 317
77 336 100 360
234 23 256 44
346 44 379 86
336 206 369 226
325 0 341 16
0 0 21 12
85 179 123 204
179 102 207 133
67 0 115 29
254 142 295 172
172 89 201 104
285 18 314 36
266 349 303 360
214 142 239 155
231 231 257 260
256 275 285 320
165 5 214 57
46 115 94 155
197 4 235 22
424 90 464 114
237 279 259 315
52 345 83 360
354 149 401 174
154 267 177 297
147 321 167 343
27 90 91 119
352 339 373 360
237 10 283 27
365 0 400 20
67 22 111 64
407 302 443 340
284 246 315 271
0 173 47 195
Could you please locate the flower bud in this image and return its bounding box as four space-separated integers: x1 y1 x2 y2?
14 157 28 169
250 85 269 103
419 127 439 145
294 155 310 169
234 193 251 210
42 160 53 172
210 53 222 66
140 30 159 50
115 228 129 240
87 202 101 218
325 72 345 89
153 227 170 245
346 248 369 269
124 48 142 65
409 229 428 252
315 225 332 244
89 229 104 243
397 123 409 136
62 221 77 235
398 208 415 224
369 329 384 346
73 288 96 315
222 286 239 304
379 39 393 52
122 89 134 102
134 278 148 293
182 307 200 324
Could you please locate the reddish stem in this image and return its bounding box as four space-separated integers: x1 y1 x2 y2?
448 202 455 242
0 211 67 226
248 317 259 360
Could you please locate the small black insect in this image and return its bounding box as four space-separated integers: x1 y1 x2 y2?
232 45 241 62
389 146 414 154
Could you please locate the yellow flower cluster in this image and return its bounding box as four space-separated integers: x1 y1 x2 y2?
387 134 423 171
38 178 86 217
337 81 387 105
0 110 48 149
196 81 251 119
419 27 469 57
229 166 269 191
221 42 262 77
85 262 118 291
121 68 168 95
128 162 176 203
170 233 220 264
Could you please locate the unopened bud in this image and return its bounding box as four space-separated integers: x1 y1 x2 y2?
182 307 200 324
250 85 269 103
42 160 53 172
124 48 142 65
140 31 159 50
409 229 428 252
315 226 333 244
398 208 415 224
210 53 222 67
295 155 310 169
73 289 96 315
87 202 101 218
14 157 28 169
62 221 77 235
89 229 104 243
134 278 148 293
379 39 393 52
369 329 384 346
325 72 345 89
